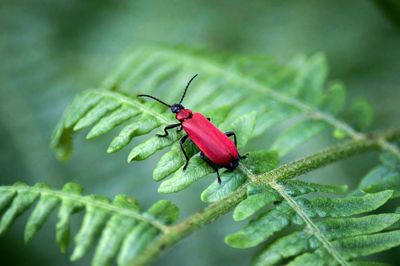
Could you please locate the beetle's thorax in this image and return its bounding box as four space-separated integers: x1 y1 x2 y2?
176 109 192 122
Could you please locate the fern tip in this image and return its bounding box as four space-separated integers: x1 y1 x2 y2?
106 146 115 154
70 249 84 261
127 151 138 162
24 231 33 244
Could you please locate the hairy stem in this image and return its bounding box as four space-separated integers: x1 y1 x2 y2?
253 129 400 183
132 129 400 266
132 186 247 266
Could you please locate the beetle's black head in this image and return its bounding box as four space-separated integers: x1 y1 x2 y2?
227 158 240 171
170 104 184 113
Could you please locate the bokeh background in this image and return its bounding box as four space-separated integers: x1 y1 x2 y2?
1 0 399 265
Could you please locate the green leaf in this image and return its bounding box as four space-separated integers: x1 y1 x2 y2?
92 195 139 266
225 191 392 248
271 120 326 156
288 230 400 266
201 171 247 203
302 190 392 218
107 116 160 153
63 91 103 128
73 98 121 131
0 189 16 213
99 49 145 90
86 106 140 139
280 179 348 197
51 89 174 162
234 180 346 222
345 98 374 131
252 106 296 136
146 200 180 224
362 174 400 198
358 153 400 198
0 183 42 235
158 156 212 193
71 196 110 261
118 223 159 266
128 130 181 162
56 183 85 253
225 204 293 248
205 105 232 126
221 111 257 148
233 189 280 222
253 214 400 266
25 190 60 243
50 121 74 161
241 150 280 175
322 82 347 115
293 53 327 106
117 200 179 265
201 150 279 203
153 140 199 181
333 128 347 139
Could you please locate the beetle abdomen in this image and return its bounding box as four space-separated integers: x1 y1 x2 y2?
182 113 239 167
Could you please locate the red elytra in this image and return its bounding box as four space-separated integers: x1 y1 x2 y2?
181 112 238 167
138 74 244 184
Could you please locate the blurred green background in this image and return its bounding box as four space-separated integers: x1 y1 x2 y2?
1 0 399 265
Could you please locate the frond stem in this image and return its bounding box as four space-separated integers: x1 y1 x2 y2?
252 129 400 184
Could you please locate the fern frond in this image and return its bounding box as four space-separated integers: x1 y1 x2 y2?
226 176 398 265
50 46 396 195
0 182 179 266
357 153 400 198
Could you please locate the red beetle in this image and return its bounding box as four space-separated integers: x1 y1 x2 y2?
138 74 245 184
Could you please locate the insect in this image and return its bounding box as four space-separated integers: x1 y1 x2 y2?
138 74 245 184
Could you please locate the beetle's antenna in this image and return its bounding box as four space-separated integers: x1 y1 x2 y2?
179 74 198 104
137 94 171 107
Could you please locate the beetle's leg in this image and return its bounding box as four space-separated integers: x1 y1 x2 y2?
225 131 237 147
200 152 221 184
239 153 248 159
226 131 248 159
207 117 211 121
215 169 221 184
157 123 181 138
180 135 190 170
